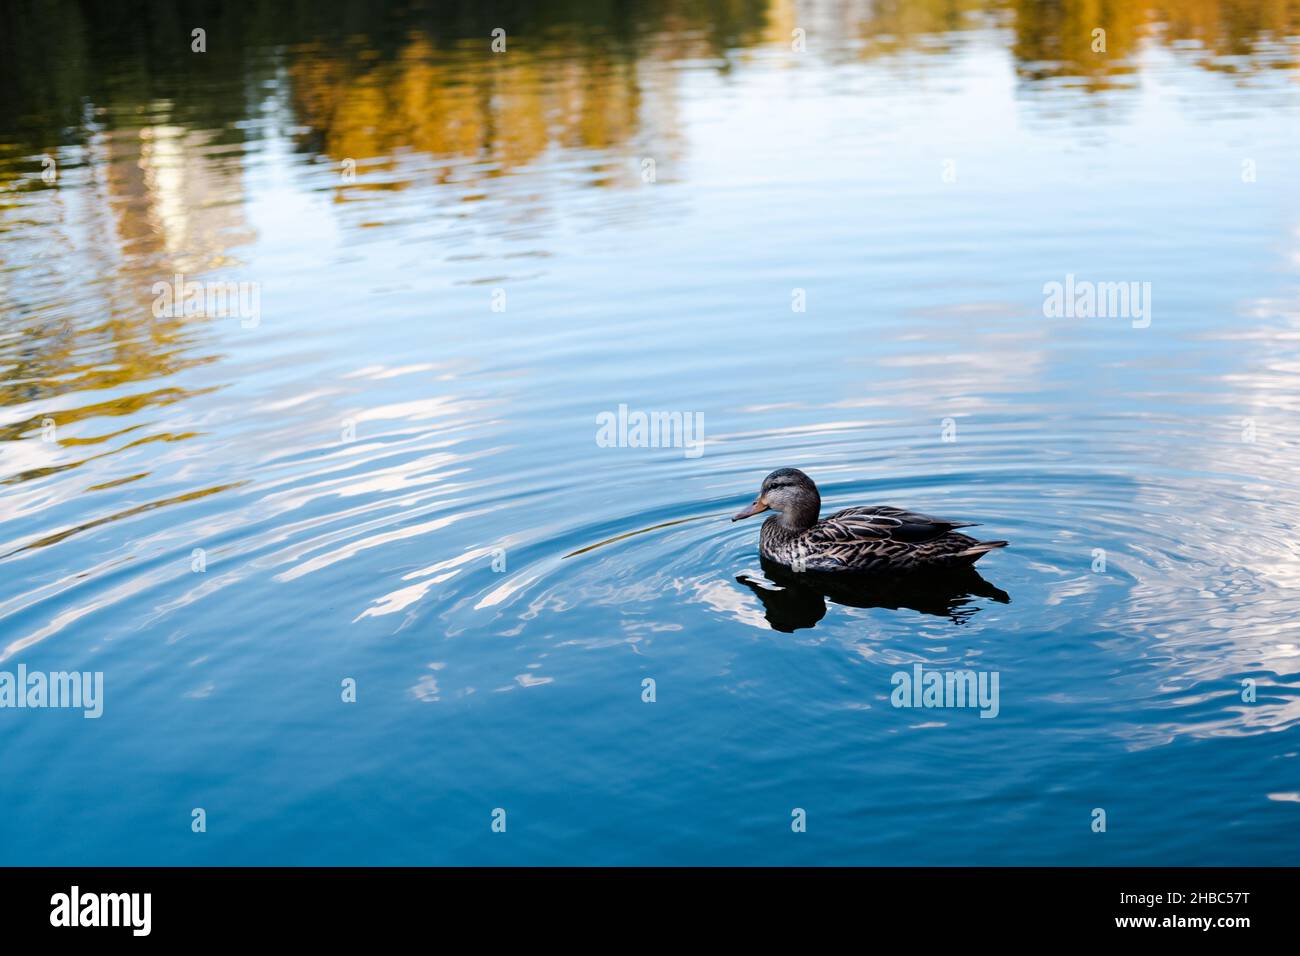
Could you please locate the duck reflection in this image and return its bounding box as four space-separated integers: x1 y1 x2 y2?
737 558 1010 633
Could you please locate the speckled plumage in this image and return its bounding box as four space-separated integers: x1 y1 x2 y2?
733 469 1007 574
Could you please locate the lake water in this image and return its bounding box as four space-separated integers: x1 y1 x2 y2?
2 0 1299 865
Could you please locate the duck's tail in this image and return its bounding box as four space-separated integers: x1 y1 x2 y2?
953 540 1008 563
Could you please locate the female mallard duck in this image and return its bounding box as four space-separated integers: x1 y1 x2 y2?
732 468 1006 573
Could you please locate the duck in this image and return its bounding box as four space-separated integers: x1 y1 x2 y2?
731 468 1007 574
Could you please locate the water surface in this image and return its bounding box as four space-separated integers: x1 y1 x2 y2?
2 0 1300 864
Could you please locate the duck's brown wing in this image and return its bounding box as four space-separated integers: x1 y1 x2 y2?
799 506 981 573
813 506 977 544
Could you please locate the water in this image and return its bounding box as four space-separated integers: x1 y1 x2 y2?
2 0 1299 865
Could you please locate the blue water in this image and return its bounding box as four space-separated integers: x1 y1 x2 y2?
2 0 1299 864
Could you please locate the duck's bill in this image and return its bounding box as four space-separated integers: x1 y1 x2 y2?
731 499 769 521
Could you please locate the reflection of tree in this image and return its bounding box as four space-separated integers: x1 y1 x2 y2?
1 0 1298 483
0 0 262 170
833 0 988 58
0 0 770 179
1009 0 1145 90
287 36 653 182
1150 0 1300 68
281 0 781 187
3 0 1297 183
0 0 259 481
828 0 1298 82
1008 0 1299 84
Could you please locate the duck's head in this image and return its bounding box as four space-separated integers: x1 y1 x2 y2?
732 467 821 530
